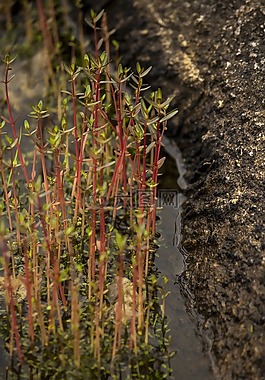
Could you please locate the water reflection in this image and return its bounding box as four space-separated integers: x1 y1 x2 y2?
157 137 214 380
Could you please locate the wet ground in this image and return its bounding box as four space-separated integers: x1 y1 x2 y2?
157 137 214 380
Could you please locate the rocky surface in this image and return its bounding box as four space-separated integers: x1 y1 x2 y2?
102 1 265 379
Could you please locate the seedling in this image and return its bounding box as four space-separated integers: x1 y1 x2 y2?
0 5 176 379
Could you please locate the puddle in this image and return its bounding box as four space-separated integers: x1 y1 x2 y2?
156 136 214 380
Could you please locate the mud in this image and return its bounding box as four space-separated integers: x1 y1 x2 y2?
102 1 265 379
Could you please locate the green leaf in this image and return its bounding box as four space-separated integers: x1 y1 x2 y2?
130 74 139 85
7 74 15 83
157 88 162 102
115 230 127 251
100 51 108 65
140 66 152 77
160 96 174 109
65 226 75 236
112 39 119 50
96 160 116 171
85 18 93 28
140 85 151 92
62 62 73 75
24 119 30 132
3 54 17 65
9 137 18 149
61 90 72 96
37 100 43 110
146 141 156 154
72 67 81 81
83 53 89 66
97 38 104 50
120 72 133 83
118 63 123 77
157 156 166 169
147 116 160 125
94 9 105 23
160 109 178 123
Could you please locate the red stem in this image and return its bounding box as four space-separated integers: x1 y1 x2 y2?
0 239 23 363
23 243 34 342
4 64 29 184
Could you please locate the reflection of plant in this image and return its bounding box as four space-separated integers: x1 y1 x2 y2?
0 7 176 379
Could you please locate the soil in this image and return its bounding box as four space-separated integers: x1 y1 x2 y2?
100 1 265 379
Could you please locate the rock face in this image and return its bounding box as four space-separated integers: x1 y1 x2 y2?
103 1 265 379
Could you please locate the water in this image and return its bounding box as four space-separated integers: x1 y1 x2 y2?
156 136 214 380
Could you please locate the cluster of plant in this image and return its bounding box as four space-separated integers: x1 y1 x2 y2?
0 4 177 379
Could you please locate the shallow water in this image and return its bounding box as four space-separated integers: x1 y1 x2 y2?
157 136 214 380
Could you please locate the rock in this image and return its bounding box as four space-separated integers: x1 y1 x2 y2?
108 277 136 325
